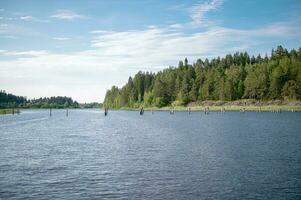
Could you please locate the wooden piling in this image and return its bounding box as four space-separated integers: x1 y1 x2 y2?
50 108 52 117
66 109 69 117
170 107 175 115
140 107 144 115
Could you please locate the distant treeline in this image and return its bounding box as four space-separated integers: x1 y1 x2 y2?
79 102 103 108
0 91 79 109
104 46 301 108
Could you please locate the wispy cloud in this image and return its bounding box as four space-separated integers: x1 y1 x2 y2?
52 37 70 41
90 22 300 61
1 50 49 57
20 15 50 22
50 9 86 20
20 16 35 21
189 0 224 25
168 23 184 29
167 4 186 11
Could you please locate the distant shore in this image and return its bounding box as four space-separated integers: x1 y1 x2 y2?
0 107 103 115
0 109 20 115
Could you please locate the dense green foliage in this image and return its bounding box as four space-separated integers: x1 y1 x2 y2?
79 102 102 108
0 90 79 108
0 90 27 108
104 46 301 108
29 97 79 108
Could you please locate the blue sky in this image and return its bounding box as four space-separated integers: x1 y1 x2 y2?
1 0 301 102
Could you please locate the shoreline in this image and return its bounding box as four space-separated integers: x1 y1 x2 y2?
1 104 301 114
116 105 301 112
111 100 301 112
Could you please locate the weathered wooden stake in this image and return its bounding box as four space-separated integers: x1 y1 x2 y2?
140 107 144 115
170 107 175 115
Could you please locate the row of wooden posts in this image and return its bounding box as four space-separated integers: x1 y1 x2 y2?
103 107 295 116
3 107 295 117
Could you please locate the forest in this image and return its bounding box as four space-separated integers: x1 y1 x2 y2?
0 90 79 109
104 46 301 108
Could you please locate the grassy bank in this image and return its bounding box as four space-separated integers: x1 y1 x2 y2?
151 105 301 112
116 100 301 112
121 105 301 112
0 109 13 115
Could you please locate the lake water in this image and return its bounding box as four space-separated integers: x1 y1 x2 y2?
0 109 301 199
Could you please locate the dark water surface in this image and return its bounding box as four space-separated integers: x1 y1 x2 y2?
0 109 301 199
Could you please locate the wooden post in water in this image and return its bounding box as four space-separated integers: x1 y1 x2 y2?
50 108 52 117
104 108 108 116
204 107 209 115
170 107 175 115
140 107 144 115
66 109 69 117
12 108 15 115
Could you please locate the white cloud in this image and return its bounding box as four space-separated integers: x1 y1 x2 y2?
190 0 223 25
1 50 49 57
50 9 86 20
20 16 34 21
52 37 70 41
169 23 184 29
20 15 50 23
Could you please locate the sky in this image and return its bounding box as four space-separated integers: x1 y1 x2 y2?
0 0 301 103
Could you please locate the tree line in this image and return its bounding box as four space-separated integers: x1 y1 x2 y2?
104 46 301 108
0 90 79 109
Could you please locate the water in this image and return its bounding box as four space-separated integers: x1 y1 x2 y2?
0 109 301 199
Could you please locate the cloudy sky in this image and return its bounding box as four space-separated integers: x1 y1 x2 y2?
0 0 301 102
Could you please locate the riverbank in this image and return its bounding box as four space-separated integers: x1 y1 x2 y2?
118 100 301 112
0 109 20 115
146 105 301 112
